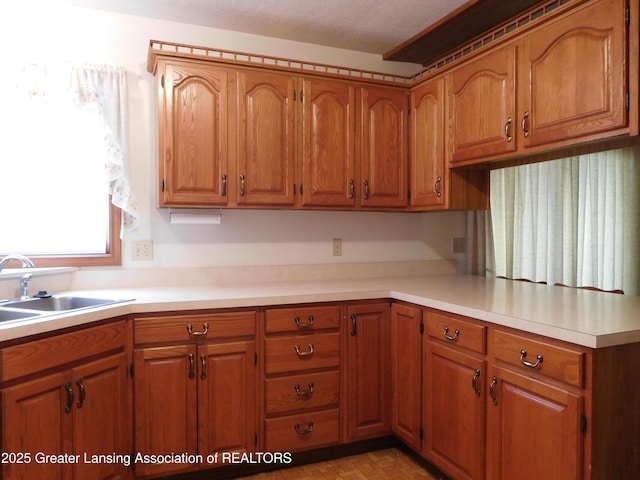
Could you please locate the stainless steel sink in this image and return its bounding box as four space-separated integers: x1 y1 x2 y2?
5 296 126 312
0 308 41 323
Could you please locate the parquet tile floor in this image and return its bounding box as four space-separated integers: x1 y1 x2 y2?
235 448 442 480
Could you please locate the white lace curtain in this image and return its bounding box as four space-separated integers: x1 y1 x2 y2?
487 147 640 295
2 62 138 233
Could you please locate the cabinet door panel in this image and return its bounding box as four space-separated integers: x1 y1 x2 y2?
162 62 229 206
424 342 485 480
198 341 256 460
450 45 517 163
72 353 129 480
360 87 408 208
2 371 71 480
134 345 198 477
487 367 582 480
411 79 445 208
521 0 626 147
390 304 422 451
301 78 356 206
346 303 391 440
237 71 295 205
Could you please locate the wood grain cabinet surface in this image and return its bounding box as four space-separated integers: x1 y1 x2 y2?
158 61 230 207
1 321 130 480
423 310 487 480
263 304 342 452
345 302 391 442
449 0 630 167
133 310 257 477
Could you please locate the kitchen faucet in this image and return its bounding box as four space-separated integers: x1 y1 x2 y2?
0 254 36 299
0 253 35 273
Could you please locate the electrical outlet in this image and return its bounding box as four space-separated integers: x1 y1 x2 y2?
452 237 466 254
332 238 342 256
132 240 154 261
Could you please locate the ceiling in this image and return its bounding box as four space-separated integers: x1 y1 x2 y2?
60 0 469 56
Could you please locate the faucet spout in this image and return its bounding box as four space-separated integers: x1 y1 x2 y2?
0 254 36 273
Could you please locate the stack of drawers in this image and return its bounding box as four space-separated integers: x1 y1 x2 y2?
263 305 342 452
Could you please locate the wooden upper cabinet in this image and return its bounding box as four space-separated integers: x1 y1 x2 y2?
359 87 409 208
301 78 356 207
236 71 296 206
160 61 229 207
519 0 627 148
449 45 517 164
411 78 445 208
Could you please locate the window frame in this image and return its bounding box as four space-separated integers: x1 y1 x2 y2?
2 202 122 267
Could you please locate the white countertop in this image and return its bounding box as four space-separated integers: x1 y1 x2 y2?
1 275 639 348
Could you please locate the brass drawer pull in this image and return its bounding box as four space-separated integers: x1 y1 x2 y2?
295 383 315 397
221 174 227 197
294 422 314 435
294 344 314 357
521 111 530 138
186 323 209 337
188 353 195 379
520 349 543 368
505 116 513 142
472 369 481 397
240 174 246 196
348 179 355 199
76 378 86 408
434 176 442 197
350 313 357 336
363 180 370 200
295 315 314 329
489 376 499 406
200 354 207 380
64 382 75 413
443 326 460 341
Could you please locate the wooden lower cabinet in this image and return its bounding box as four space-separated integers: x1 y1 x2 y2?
133 311 257 478
390 303 423 451
345 302 391 441
1 323 130 480
486 366 582 480
424 342 486 480
262 304 342 453
423 310 487 480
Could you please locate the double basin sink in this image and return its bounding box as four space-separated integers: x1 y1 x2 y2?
0 295 131 323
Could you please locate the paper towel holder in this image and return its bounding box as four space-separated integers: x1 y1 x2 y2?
169 208 222 225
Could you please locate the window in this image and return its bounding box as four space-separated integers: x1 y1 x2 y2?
486 147 640 295
0 62 137 266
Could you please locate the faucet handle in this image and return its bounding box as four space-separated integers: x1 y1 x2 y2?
19 273 32 300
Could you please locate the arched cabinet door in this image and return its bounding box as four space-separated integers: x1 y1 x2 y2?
449 44 517 164
519 0 627 148
359 86 409 208
160 61 229 207
300 78 356 207
236 70 296 206
411 78 445 208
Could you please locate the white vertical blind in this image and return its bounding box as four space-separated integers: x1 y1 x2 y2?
488 147 640 295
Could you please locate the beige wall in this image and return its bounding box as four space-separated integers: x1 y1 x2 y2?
1 2 467 279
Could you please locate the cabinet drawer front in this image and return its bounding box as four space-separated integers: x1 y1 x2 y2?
265 305 341 333
264 408 340 452
426 311 486 354
134 311 256 344
493 330 584 387
265 371 340 415
1 321 126 382
265 333 340 374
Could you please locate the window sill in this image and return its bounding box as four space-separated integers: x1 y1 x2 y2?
0 267 78 280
